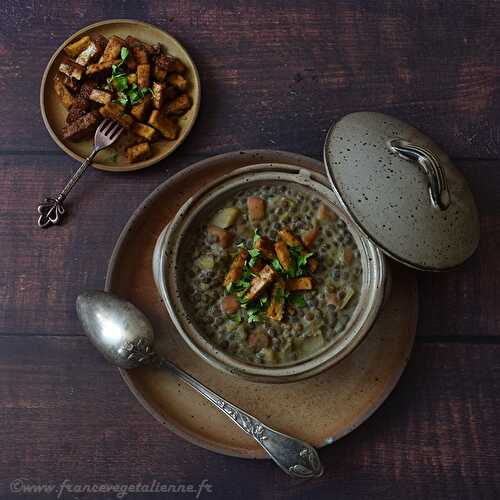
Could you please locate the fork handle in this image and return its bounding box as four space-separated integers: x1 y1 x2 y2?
37 148 98 228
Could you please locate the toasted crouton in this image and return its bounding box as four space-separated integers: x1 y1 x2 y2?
62 111 101 141
132 45 148 65
99 102 134 128
127 142 151 163
244 265 277 302
86 59 120 76
171 58 186 74
59 57 85 80
153 63 168 82
76 41 101 66
152 82 166 109
266 280 286 321
102 36 124 62
137 64 150 89
90 33 108 53
278 228 303 248
53 75 75 109
285 277 313 292
167 73 188 91
126 36 155 54
255 236 275 260
224 250 248 289
131 122 157 142
89 89 112 105
274 240 292 272
148 110 179 140
165 94 191 115
64 36 91 58
130 94 152 121
59 73 80 93
247 197 266 222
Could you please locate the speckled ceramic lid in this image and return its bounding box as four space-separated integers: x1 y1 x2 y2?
324 112 480 270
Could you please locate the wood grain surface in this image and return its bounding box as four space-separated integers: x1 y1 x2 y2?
0 0 499 499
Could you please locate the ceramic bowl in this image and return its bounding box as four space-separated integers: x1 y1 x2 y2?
153 163 387 383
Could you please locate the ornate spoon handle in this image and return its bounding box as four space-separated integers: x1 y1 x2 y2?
156 357 323 478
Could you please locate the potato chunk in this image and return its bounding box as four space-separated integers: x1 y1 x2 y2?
148 110 179 140
132 122 157 142
224 249 248 289
247 197 266 222
165 94 191 115
99 102 134 128
137 64 150 89
244 265 277 302
64 36 91 58
210 207 240 229
127 142 151 163
285 277 313 292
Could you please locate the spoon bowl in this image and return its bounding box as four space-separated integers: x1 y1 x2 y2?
76 290 154 369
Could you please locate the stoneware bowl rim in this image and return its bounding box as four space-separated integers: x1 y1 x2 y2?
154 163 387 383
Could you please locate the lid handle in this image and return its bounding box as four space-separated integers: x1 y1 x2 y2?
387 138 451 210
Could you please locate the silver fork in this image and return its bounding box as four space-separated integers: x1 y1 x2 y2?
37 119 124 228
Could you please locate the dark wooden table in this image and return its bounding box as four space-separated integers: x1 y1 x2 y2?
1 1 499 499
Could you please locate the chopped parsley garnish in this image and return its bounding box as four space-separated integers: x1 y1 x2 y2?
223 225 317 326
106 47 152 107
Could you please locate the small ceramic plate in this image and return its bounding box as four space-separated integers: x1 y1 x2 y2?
40 19 201 172
105 150 418 458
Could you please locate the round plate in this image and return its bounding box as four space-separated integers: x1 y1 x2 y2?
105 150 418 458
40 19 201 172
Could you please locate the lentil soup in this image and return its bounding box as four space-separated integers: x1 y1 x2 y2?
180 182 362 366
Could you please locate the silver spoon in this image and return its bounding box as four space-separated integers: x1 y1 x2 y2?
76 290 323 479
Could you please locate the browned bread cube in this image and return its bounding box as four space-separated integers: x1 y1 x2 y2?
127 142 151 162
64 36 91 58
101 36 125 62
86 59 120 76
137 64 150 89
148 110 179 140
152 82 166 109
53 75 75 109
131 122 157 142
62 111 101 141
167 73 188 91
130 94 152 121
59 57 85 80
89 89 112 105
165 94 191 115
99 102 134 129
